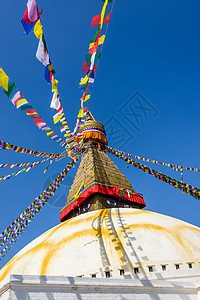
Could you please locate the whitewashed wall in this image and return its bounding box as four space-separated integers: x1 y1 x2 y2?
0 275 199 300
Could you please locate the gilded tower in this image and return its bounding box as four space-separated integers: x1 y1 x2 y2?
60 112 145 222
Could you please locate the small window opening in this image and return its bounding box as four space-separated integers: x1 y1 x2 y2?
162 265 167 271
148 266 153 272
175 264 180 270
91 274 96 278
105 271 111 278
188 263 193 269
120 269 125 276
134 267 139 274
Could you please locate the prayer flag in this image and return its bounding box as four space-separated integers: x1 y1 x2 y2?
26 109 37 115
88 44 97 54
100 0 109 27
44 63 54 83
52 78 58 92
86 52 101 64
53 107 63 121
83 62 97 73
50 91 61 110
91 15 101 27
10 91 23 106
89 35 105 49
36 38 50 66
16 99 29 109
20 104 32 110
83 62 89 73
46 131 54 136
21 20 35 35
78 109 84 118
90 26 101 43
4 81 16 97
79 75 89 85
103 12 111 24
21 0 43 35
34 19 43 39
91 13 111 27
0 69 9 92
33 118 45 127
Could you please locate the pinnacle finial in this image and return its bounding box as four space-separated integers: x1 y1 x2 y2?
85 111 95 122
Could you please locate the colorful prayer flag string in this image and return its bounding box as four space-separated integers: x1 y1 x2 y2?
0 158 50 182
0 155 80 260
106 146 200 200
0 67 68 150
0 158 51 169
72 0 114 140
0 139 67 159
21 0 71 140
107 146 200 172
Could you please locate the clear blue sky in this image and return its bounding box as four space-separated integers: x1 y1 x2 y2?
0 0 200 268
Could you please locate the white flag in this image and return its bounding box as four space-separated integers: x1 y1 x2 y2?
10 91 22 105
50 91 61 110
36 39 50 66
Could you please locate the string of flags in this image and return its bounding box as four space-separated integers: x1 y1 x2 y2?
0 158 50 182
0 67 68 149
0 139 67 159
0 157 51 170
108 146 200 172
21 0 71 141
0 0 115 158
106 147 200 200
0 156 80 260
72 0 114 141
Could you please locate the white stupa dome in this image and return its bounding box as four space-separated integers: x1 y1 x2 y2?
1 208 200 282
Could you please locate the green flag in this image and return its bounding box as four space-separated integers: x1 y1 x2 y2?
4 81 16 97
90 26 101 43
86 52 101 64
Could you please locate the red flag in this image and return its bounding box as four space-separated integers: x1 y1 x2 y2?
33 118 44 126
83 62 89 73
26 109 36 114
23 0 43 24
93 65 97 72
104 12 111 24
88 31 100 54
88 45 97 54
91 15 101 27
91 12 111 27
83 62 97 73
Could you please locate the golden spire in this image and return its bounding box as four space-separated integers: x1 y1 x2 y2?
60 113 145 222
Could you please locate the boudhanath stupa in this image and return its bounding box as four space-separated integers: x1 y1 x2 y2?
1 113 200 300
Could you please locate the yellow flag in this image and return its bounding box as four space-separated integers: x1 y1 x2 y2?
64 133 71 137
53 113 64 124
52 78 58 92
100 0 109 28
46 131 54 136
78 109 84 118
16 98 28 107
0 68 9 91
84 95 91 101
89 35 105 49
34 19 43 39
79 75 89 85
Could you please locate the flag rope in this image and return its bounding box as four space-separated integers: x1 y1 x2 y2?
0 155 80 260
107 146 200 172
0 139 67 159
106 146 200 199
